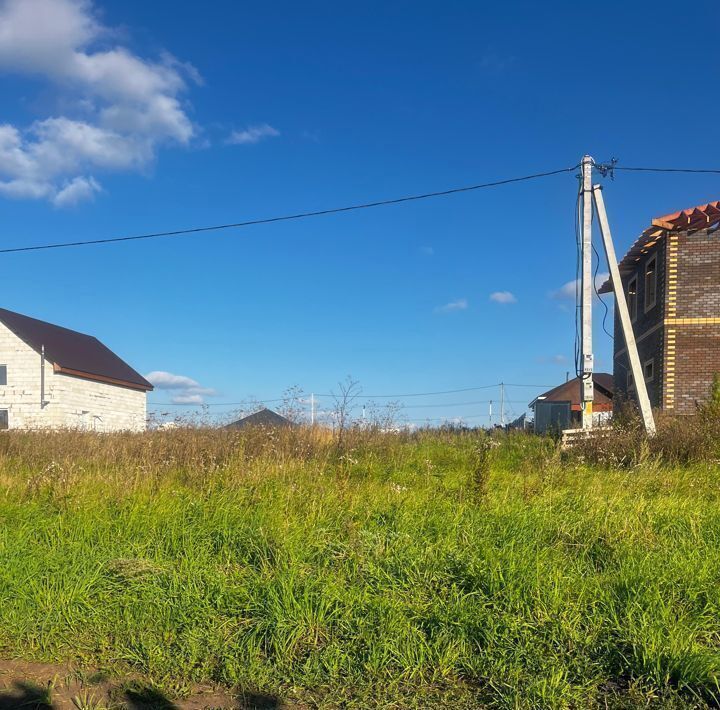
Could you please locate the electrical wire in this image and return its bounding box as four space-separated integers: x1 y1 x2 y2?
151 383 504 405
406 413 489 423
150 381 556 406
322 384 504 399
148 409 494 424
149 400 528 418
1 161 716 257
502 383 557 388
0 166 578 255
591 239 614 341
576 160 720 366
613 166 720 174
352 398 529 409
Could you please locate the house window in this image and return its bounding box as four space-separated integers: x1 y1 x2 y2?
627 276 638 321
644 359 655 382
645 256 657 311
0 410 7 430
0 365 6 386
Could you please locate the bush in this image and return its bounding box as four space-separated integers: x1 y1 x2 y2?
569 402 720 467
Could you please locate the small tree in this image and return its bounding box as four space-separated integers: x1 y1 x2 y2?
332 376 362 450
279 385 307 424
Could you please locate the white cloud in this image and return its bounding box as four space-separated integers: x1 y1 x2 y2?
551 273 610 300
0 0 199 205
52 175 101 206
489 290 517 304
145 371 202 390
227 123 279 145
145 370 217 404
434 298 468 313
420 246 434 256
169 393 205 405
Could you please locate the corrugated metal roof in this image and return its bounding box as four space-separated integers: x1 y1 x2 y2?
0 308 153 391
599 200 720 293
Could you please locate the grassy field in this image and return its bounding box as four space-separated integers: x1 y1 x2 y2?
0 427 720 708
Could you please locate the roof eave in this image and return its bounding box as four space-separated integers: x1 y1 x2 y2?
53 364 153 392
603 199 720 291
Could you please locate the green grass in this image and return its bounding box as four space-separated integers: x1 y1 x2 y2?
0 428 719 707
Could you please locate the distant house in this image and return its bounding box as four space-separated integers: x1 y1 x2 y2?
226 408 294 429
0 308 153 432
506 413 528 431
599 200 720 414
530 374 614 434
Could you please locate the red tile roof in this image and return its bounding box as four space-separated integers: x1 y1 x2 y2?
598 200 720 293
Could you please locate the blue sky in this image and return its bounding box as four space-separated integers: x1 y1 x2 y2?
0 0 718 425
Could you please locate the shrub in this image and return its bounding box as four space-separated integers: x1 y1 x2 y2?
569 402 720 467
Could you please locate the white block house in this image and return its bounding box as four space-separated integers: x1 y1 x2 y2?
0 308 153 432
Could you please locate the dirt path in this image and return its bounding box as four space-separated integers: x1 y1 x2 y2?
0 659 284 709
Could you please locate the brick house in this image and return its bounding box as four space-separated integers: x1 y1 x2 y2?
0 308 153 431
599 200 720 414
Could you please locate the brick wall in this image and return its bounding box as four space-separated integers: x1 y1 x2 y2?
613 239 666 408
664 228 720 414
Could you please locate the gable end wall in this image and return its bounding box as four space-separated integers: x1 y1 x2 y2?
0 321 147 431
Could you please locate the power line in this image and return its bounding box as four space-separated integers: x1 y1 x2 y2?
149 381 555 406
592 239 614 341
0 166 577 254
148 409 494 424
502 383 556 388
406 413 489 423
151 396 290 406
1 162 715 256
319 384 503 399
149 398 530 415
151 385 500 405
613 166 720 174
401 399 527 409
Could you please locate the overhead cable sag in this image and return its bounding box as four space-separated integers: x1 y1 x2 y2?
150 381 556 407
3 160 719 255
0 166 578 254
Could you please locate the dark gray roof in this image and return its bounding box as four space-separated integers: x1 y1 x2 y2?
226 408 294 429
0 308 153 391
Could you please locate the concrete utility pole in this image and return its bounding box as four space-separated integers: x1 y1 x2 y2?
580 155 595 429
592 185 656 436
499 383 505 427
310 393 315 425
